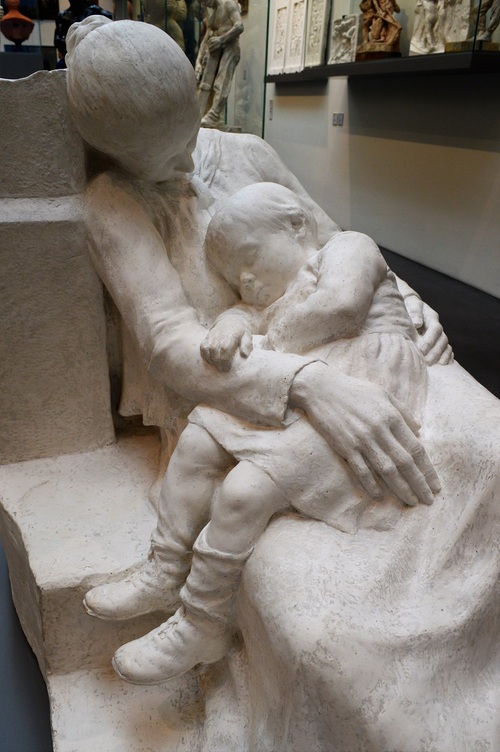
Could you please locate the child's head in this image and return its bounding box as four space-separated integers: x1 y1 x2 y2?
66 18 200 183
205 182 318 306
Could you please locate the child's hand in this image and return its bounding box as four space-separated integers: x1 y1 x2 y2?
200 319 253 372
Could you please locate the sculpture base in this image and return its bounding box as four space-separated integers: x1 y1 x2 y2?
355 46 401 61
0 431 202 751
445 40 499 51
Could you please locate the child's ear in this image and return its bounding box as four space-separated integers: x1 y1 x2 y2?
289 209 307 237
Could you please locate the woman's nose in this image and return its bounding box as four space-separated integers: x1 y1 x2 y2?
176 152 194 173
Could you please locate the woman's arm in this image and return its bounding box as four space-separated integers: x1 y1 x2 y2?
86 172 440 506
85 172 306 425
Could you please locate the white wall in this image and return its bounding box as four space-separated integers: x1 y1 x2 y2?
264 73 500 298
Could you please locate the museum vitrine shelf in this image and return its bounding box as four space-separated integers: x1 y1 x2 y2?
265 0 500 82
265 49 500 80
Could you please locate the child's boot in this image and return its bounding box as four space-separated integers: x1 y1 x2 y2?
111 525 252 684
83 537 191 621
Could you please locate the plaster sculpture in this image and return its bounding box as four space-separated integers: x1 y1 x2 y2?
410 0 443 54
328 14 360 63
474 0 500 41
195 0 243 127
439 0 472 46
267 0 290 73
304 0 330 67
284 0 307 71
85 182 434 685
0 15 499 752
142 0 188 50
357 0 402 58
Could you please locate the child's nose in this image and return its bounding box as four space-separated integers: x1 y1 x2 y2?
240 272 255 287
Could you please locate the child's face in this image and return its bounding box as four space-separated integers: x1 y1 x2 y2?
229 224 307 307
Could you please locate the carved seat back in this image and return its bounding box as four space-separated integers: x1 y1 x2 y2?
0 71 115 464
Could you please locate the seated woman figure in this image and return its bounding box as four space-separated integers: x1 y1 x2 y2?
61 19 499 752
85 182 435 685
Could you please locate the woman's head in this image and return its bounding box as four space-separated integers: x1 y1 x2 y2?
205 183 318 306
66 18 200 182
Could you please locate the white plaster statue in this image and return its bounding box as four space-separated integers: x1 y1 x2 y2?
195 0 243 128
54 16 499 750
85 182 434 684
474 0 500 40
439 0 472 43
142 0 188 51
410 0 443 54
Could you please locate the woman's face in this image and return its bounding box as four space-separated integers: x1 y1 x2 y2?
125 99 201 183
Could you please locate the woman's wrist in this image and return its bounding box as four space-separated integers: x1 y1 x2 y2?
289 361 329 410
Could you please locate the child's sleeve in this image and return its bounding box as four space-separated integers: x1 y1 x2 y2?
265 231 387 354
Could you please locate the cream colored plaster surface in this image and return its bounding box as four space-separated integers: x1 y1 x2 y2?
48 668 202 752
0 434 161 676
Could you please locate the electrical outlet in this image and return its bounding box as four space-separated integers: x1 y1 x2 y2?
269 100 274 120
332 113 344 126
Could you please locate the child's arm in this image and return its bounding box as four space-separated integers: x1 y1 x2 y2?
265 231 387 354
200 304 264 372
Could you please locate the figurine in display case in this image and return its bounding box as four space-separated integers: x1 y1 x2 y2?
195 0 243 128
356 0 402 58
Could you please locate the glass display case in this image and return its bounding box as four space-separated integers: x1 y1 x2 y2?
265 0 500 79
138 0 267 136
0 0 46 78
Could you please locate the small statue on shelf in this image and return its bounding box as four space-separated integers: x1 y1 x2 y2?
473 0 500 44
356 0 402 58
195 0 243 129
410 0 443 54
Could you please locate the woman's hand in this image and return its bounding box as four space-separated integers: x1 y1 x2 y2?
290 362 441 507
404 295 454 366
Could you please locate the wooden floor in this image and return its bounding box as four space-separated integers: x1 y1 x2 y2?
0 251 499 752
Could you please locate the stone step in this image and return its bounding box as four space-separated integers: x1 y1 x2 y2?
0 431 166 675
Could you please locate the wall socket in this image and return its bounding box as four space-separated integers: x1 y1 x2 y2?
332 113 344 126
269 99 274 120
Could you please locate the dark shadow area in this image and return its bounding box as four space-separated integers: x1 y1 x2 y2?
348 73 500 152
0 543 53 752
383 248 500 397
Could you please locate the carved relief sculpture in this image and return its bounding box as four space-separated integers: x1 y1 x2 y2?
304 0 329 67
328 14 360 63
284 0 307 71
267 0 290 73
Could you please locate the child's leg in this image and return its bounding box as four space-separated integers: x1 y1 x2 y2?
112 462 288 685
152 423 234 554
205 459 289 555
84 423 233 620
